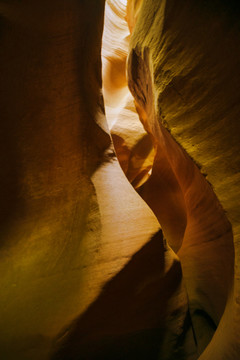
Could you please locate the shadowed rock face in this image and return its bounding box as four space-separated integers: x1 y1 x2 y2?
0 1 111 358
52 231 193 360
0 0 239 359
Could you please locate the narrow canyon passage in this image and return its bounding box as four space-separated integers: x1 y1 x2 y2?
0 1 239 360
101 0 238 359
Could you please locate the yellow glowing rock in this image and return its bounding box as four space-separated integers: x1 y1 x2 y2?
127 0 240 358
1 0 239 359
102 0 155 189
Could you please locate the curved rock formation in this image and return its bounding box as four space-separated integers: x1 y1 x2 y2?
103 0 240 358
0 0 239 359
0 1 159 359
102 0 155 189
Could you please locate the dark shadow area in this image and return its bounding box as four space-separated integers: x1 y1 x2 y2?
51 230 184 360
191 309 217 355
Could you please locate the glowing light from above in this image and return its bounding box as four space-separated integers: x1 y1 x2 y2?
119 0 127 5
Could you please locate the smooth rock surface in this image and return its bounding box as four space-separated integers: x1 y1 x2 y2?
0 1 161 359
126 0 239 358
0 0 239 359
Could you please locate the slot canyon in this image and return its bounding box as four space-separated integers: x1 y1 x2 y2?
0 0 239 359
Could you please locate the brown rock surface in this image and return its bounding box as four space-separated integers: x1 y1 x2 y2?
0 0 239 359
0 0 160 358
103 0 240 358
126 0 239 358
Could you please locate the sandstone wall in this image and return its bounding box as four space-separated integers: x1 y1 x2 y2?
126 0 240 358
0 1 160 359
0 0 239 359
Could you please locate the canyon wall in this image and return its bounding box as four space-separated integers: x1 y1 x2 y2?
0 0 239 359
126 0 239 358
103 0 240 358
0 1 159 359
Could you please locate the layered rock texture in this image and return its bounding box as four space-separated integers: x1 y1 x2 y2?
103 0 240 358
0 0 240 359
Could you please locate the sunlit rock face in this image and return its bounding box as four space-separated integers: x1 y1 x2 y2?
102 0 155 189
126 0 239 358
0 1 161 359
0 0 239 359
104 0 240 359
